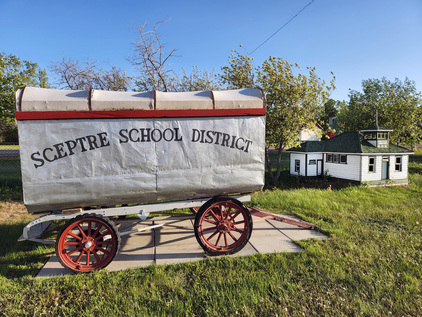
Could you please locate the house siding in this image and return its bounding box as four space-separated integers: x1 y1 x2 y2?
324 154 361 181
306 153 323 176
290 153 306 176
361 154 410 182
390 154 409 180
361 155 382 182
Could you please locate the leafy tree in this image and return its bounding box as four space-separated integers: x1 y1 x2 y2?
337 77 422 147
317 98 344 138
221 51 335 186
0 52 49 121
50 57 131 91
221 50 255 89
178 66 221 92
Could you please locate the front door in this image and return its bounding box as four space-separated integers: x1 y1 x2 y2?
317 159 323 176
382 157 389 180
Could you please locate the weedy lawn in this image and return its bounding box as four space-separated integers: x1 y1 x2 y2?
0 153 421 316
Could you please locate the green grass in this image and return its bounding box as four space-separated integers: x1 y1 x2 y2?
0 158 22 200
0 152 421 316
0 144 19 150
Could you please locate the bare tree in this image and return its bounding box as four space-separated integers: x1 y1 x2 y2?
50 57 131 91
129 21 179 92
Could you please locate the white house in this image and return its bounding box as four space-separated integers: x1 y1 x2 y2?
297 124 322 142
288 126 413 185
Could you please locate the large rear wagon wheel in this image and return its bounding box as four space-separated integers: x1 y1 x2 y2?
194 197 252 256
56 213 120 273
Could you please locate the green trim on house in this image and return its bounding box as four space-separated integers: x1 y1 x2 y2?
363 178 409 186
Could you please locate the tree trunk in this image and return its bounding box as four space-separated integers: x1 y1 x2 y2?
265 146 284 187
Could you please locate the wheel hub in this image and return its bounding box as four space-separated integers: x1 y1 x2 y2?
217 220 232 233
83 238 95 250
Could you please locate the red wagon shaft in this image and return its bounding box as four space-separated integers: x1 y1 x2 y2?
248 206 315 229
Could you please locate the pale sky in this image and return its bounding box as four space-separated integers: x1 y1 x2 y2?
1 0 421 101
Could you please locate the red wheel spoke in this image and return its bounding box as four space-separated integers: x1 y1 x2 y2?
233 220 246 226
64 241 80 246
223 206 232 220
215 232 223 246
95 246 110 255
232 227 245 233
75 250 85 264
202 226 218 232
92 223 103 239
228 231 238 242
218 206 225 221
93 250 101 263
95 231 111 241
96 241 113 245
76 225 87 238
204 218 217 225
68 231 82 241
206 229 219 241
88 221 92 237
86 250 91 266
67 246 83 255
228 211 241 221
224 233 228 247
209 209 220 221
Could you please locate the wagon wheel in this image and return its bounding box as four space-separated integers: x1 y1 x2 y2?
194 197 252 256
56 213 120 273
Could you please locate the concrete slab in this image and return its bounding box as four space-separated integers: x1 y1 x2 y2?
36 256 69 277
267 219 328 241
36 214 327 278
154 218 205 265
249 219 303 253
106 229 155 272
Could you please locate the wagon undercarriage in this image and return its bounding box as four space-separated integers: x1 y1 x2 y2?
19 195 315 273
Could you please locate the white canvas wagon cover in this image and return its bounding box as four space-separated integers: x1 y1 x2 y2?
15 87 266 213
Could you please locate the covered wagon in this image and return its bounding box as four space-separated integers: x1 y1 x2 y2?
16 86 268 272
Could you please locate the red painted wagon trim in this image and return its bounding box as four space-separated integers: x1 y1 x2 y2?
248 206 315 229
15 108 266 121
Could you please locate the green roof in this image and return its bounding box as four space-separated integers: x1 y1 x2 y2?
288 140 324 152
288 131 413 154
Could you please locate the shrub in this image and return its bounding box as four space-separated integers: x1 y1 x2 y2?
0 120 18 143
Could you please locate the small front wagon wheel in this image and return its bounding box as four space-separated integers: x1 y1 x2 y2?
194 197 252 256
56 214 120 273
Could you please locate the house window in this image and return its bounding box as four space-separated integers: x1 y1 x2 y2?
295 160 300 173
364 133 376 140
309 159 316 165
333 154 340 163
395 156 402 171
326 153 347 164
369 157 376 172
